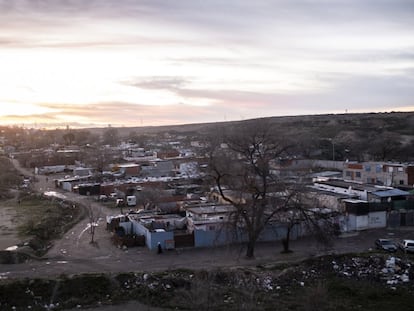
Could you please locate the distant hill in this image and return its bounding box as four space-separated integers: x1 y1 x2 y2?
88 111 414 136
3 112 412 162
89 111 414 162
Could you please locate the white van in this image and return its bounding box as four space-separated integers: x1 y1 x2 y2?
399 239 414 253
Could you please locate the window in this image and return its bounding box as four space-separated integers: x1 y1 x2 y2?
346 171 351 177
400 180 404 185
356 172 361 178
365 165 371 172
376 165 382 173
398 167 404 172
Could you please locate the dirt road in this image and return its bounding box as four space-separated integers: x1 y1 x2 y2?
2 160 414 281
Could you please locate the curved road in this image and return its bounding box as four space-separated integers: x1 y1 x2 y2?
1 159 413 280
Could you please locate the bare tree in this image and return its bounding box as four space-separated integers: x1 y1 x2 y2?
136 188 165 210
370 131 402 161
278 188 340 253
208 120 293 258
86 204 101 245
102 126 119 146
63 132 75 145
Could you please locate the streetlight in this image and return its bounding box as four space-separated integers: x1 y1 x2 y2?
327 138 335 161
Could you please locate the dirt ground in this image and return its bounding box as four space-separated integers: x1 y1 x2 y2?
0 199 20 250
2 159 414 282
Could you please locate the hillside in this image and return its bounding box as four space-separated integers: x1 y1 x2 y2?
2 112 413 162
107 112 414 162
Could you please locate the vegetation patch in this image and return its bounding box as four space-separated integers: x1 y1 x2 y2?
0 156 22 199
0 194 84 260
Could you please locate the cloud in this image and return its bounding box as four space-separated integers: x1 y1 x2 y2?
1 1 413 128
32 100 291 127
125 76 189 91
123 69 414 116
31 102 235 126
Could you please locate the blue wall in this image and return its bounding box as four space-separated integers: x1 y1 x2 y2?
147 230 174 250
122 220 174 250
123 219 300 250
194 228 241 247
193 223 297 248
258 224 298 242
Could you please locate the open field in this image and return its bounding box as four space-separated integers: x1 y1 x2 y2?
0 193 84 263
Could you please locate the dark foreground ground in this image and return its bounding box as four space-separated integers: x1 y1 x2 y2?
2 251 414 311
2 227 414 310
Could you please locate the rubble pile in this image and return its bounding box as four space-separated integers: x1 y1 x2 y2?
117 271 192 293
331 255 414 288
115 255 414 299
3 254 414 310
116 270 278 293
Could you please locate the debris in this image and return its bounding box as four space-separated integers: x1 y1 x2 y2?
331 255 413 288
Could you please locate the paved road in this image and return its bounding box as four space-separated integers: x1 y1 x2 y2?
2 159 414 280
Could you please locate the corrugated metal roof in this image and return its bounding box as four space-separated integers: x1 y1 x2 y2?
372 189 410 197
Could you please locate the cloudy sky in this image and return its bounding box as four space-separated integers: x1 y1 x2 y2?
1 0 413 128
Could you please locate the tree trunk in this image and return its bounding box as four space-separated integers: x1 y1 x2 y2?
246 239 256 259
282 226 292 253
90 225 95 244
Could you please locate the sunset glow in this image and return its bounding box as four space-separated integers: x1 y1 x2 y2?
1 0 413 128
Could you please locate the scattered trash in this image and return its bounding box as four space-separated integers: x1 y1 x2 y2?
331 255 412 287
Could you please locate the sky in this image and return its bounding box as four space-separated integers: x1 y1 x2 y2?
0 0 413 128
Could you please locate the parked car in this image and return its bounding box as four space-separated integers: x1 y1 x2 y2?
399 239 414 253
375 238 398 252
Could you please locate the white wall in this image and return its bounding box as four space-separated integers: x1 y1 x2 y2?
339 211 386 232
61 181 73 192
368 211 387 229
127 219 174 250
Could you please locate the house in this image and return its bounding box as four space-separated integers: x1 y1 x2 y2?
113 163 140 177
184 202 298 247
123 149 157 162
185 203 239 247
140 160 174 178
311 178 414 230
36 165 67 175
56 175 91 192
73 167 93 177
369 188 411 203
343 161 414 187
157 150 180 159
338 199 387 232
107 198 298 250
116 212 189 250
311 179 371 201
